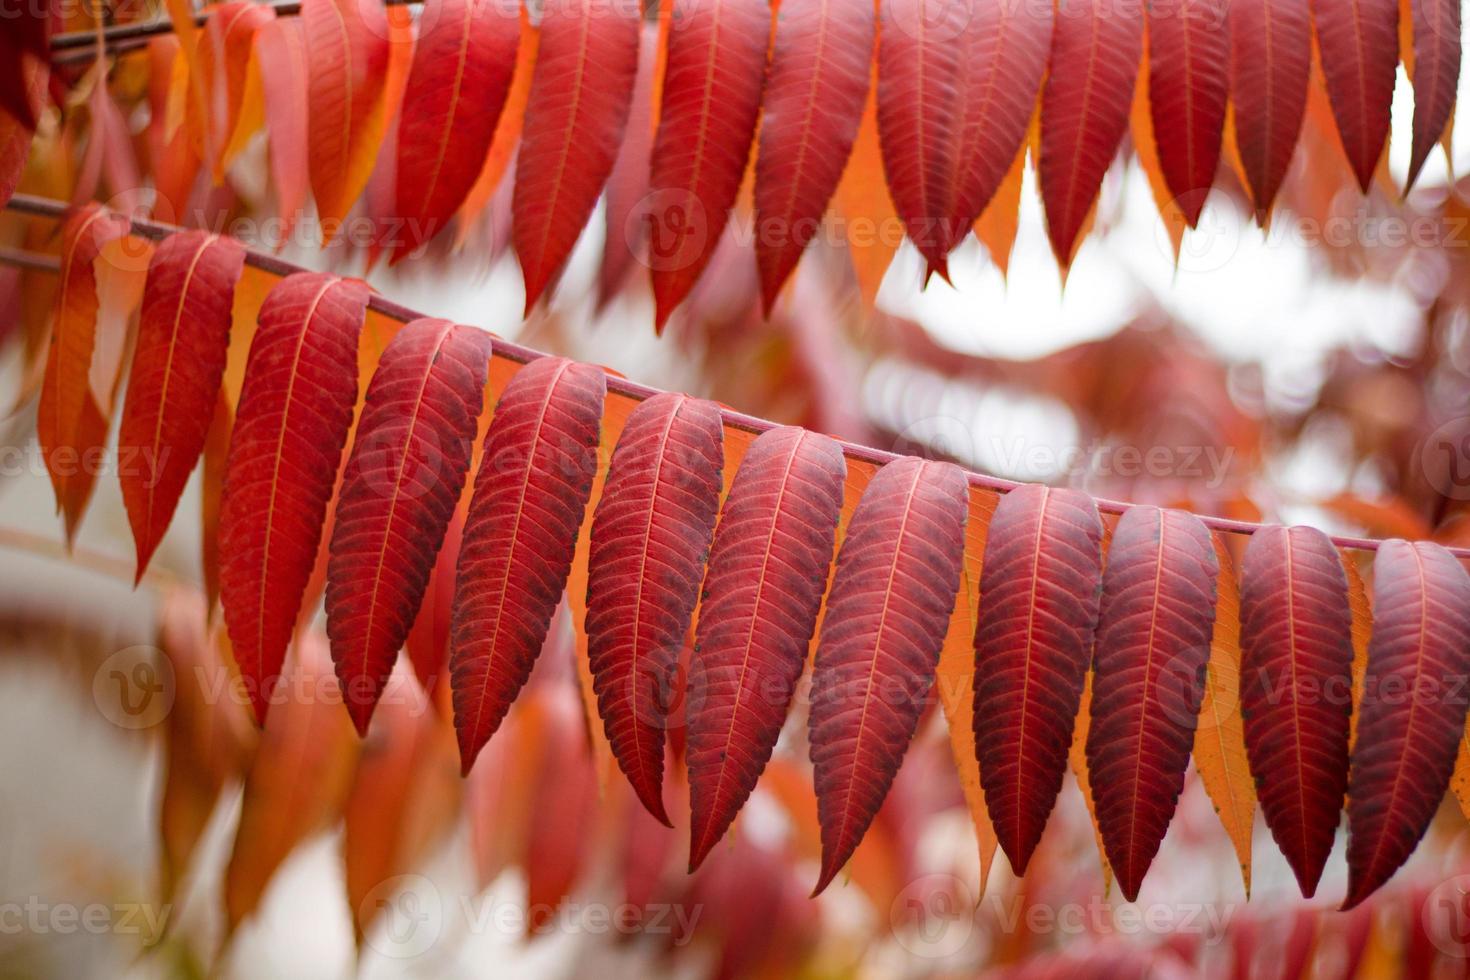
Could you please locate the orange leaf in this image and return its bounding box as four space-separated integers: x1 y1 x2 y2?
38 204 134 543
935 486 1000 893
303 0 392 237
1192 532 1256 896
455 7 538 246
224 635 359 935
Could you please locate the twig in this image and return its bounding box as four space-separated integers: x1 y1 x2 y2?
0 247 60 273
2 191 1465 560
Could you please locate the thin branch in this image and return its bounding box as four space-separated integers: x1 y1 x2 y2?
2 191 1464 560
0 247 60 273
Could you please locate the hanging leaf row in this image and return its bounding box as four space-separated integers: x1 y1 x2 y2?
39 212 1470 908
4 0 1461 323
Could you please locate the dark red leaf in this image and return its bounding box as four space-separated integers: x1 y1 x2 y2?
946 0 1053 252
1146 0 1229 225
1085 506 1219 901
1312 0 1399 191
1038 0 1143 268
808 458 968 895
512 0 641 313
325 319 491 735
219 273 370 725
753 0 875 312
0 0 49 130
393 0 521 259
1238 525 1354 898
1343 540 1470 908
647 0 770 332
973 484 1104 874
450 357 607 773
587 393 725 825
1229 0 1311 216
119 232 247 581
876 0 968 276
1406 0 1461 190
686 426 846 871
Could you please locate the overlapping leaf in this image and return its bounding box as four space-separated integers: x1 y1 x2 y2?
1238 525 1354 898
1406 0 1461 189
325 319 491 735
38 204 133 542
753 0 875 312
119 231 246 580
1038 0 1144 267
586 393 725 825
973 485 1104 874
512 0 641 312
1313 0 1399 191
302 0 391 233
1229 0 1311 217
393 0 521 260
450 357 607 773
256 19 310 246
1085 506 1218 901
686 426 846 871
808 458 968 895
1344 540 1470 908
1146 0 1229 225
876 0 969 276
647 0 771 331
219 272 370 725
947 0 1053 255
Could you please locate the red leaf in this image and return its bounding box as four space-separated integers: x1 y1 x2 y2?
0 56 46 208
587 393 725 825
1146 0 1229 225
326 319 491 735
686 426 846 871
512 0 641 313
973 485 1104 874
1085 506 1219 902
946 0 1053 253
219 273 370 725
119 232 246 581
1038 0 1143 267
752 0 875 313
1229 0 1311 216
256 18 310 246
647 0 771 332
808 458 968 895
597 23 660 309
1406 0 1461 189
392 0 521 259
450 357 607 773
1343 540 1470 908
1312 0 1399 191
302 0 391 232
37 204 133 542
876 0 968 276
1238 525 1354 898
